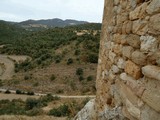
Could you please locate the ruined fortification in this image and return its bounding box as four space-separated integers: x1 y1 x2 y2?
75 0 160 119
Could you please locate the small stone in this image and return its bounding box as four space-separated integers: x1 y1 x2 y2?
113 44 122 55
131 50 147 66
111 65 120 74
140 35 158 53
109 51 116 63
125 60 142 79
117 58 126 69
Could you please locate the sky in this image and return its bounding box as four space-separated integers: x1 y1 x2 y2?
0 0 104 23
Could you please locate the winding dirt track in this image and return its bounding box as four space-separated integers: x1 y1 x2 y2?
0 55 14 80
0 55 29 80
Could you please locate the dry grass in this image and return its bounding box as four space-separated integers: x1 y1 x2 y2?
0 115 67 120
3 62 97 95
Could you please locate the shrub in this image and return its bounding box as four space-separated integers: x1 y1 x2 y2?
74 49 80 55
87 75 93 81
26 107 43 116
50 74 56 81
16 90 22 94
67 58 73 65
5 89 11 94
25 98 39 110
33 82 39 87
76 68 83 76
27 91 34 95
79 75 84 81
87 53 98 63
49 104 70 117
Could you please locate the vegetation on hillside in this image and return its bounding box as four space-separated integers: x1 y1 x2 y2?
0 21 101 71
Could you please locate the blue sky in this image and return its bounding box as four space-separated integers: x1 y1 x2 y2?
0 0 104 22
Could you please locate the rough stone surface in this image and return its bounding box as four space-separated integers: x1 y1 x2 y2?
126 34 141 48
74 99 96 120
125 60 142 79
122 46 134 59
140 35 158 52
146 0 160 14
76 0 160 119
142 65 160 81
132 20 148 35
131 50 147 66
149 13 160 35
129 2 148 20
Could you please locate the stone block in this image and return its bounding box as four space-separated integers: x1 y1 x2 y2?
117 13 129 24
126 99 140 119
146 0 160 14
132 20 148 35
122 46 134 59
149 13 160 35
131 50 147 66
126 34 140 49
129 2 148 20
140 35 158 53
142 65 160 81
120 73 145 97
125 60 142 79
141 105 160 120
142 87 160 112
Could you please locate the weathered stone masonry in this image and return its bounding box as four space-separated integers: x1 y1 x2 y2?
96 0 160 119
74 0 160 119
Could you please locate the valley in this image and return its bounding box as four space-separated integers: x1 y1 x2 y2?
0 20 101 119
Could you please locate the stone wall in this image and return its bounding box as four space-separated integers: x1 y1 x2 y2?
96 0 160 119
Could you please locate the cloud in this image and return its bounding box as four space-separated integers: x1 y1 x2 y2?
0 0 104 22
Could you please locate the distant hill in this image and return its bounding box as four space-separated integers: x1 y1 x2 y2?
16 18 88 31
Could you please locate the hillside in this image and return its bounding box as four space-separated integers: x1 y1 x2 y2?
0 21 101 95
16 18 88 31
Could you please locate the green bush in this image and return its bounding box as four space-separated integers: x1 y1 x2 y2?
74 49 80 55
79 76 84 81
25 98 39 110
76 68 83 76
49 104 70 117
87 53 98 63
87 75 93 81
16 90 22 94
50 74 56 81
67 58 73 65
26 107 43 116
27 91 34 95
5 89 11 94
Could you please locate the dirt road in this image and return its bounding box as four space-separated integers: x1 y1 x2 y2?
0 55 14 80
0 55 30 80
0 88 95 101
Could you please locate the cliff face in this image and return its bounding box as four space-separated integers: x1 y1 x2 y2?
96 0 160 119
75 0 160 119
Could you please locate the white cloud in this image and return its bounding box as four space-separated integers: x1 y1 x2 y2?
0 0 104 22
